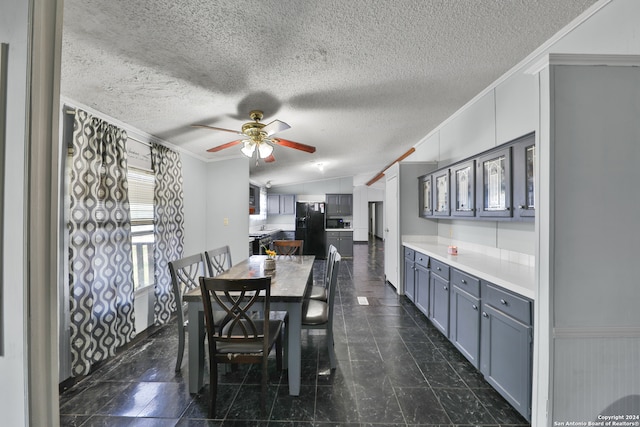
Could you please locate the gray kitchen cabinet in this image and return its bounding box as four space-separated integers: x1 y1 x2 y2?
418 174 433 218
249 184 260 215
429 259 450 336
451 159 476 217
326 231 353 257
267 194 296 215
480 281 533 421
450 269 481 367
432 169 450 217
511 132 535 220
417 134 535 222
403 247 416 302
414 253 430 316
476 146 512 218
326 193 353 216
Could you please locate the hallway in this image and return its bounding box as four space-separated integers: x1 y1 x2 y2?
59 239 530 426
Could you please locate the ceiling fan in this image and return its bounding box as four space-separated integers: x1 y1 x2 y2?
193 110 316 164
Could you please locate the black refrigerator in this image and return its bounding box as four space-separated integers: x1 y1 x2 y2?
295 202 326 259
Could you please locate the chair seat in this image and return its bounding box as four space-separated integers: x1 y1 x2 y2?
302 299 328 325
309 285 327 301
216 319 284 355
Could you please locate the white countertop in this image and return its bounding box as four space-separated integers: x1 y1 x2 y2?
326 228 353 232
402 240 535 300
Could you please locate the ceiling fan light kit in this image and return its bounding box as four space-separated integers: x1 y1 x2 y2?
194 110 316 163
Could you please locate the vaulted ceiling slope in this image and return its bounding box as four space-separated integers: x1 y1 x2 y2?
61 0 598 187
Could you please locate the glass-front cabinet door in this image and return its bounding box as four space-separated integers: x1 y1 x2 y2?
477 146 512 218
419 174 433 217
433 169 450 217
513 133 535 219
451 160 475 217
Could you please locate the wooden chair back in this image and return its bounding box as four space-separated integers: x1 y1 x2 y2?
273 239 304 256
204 245 232 277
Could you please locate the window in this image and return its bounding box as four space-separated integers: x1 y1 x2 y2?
128 167 155 290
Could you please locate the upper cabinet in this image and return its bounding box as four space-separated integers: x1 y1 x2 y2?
432 169 450 217
249 184 260 215
451 159 476 217
419 132 534 222
512 133 536 219
418 175 433 217
326 193 353 217
477 145 512 218
267 194 296 215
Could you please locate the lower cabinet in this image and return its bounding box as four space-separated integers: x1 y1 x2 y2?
429 259 450 337
401 246 532 422
414 260 429 316
480 281 533 421
403 248 416 302
326 231 353 257
450 286 481 368
450 268 481 368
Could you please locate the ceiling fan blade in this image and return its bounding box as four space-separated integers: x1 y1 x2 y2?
192 124 243 135
264 154 276 163
262 119 291 136
206 139 242 152
272 138 316 153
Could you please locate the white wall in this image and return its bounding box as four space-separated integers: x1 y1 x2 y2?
353 184 383 241
205 158 250 264
181 153 209 256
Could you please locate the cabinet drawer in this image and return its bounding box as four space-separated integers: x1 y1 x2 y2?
430 259 450 279
451 269 480 297
415 252 429 268
404 247 415 260
482 282 532 325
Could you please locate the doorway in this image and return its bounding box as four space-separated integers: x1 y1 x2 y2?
368 201 384 240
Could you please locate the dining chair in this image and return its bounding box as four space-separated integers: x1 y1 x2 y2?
300 252 341 369
272 239 304 256
309 244 337 301
168 253 210 372
199 276 284 418
204 245 233 277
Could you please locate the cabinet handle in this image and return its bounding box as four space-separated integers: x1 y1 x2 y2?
443 285 448 291
482 312 488 317
461 279 466 284
472 304 478 310
437 267 441 271
500 299 507 305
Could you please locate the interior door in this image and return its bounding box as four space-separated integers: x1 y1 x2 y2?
384 174 399 290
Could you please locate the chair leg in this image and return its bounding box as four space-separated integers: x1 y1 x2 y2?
327 325 337 369
209 360 218 419
176 322 185 372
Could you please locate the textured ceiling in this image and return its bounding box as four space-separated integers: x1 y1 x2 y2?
61 0 598 187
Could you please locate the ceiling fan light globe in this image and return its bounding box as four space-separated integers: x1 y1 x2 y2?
258 142 274 159
241 140 255 157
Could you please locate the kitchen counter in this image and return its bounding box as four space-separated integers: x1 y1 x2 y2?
402 239 535 300
249 228 282 238
325 228 353 232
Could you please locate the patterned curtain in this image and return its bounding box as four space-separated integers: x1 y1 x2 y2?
68 110 136 377
151 143 185 324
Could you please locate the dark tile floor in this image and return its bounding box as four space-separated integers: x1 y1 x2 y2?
59 238 530 426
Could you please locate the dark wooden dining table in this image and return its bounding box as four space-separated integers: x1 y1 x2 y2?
183 254 315 395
